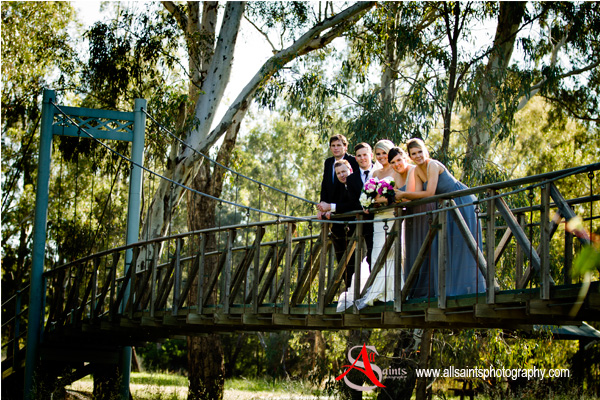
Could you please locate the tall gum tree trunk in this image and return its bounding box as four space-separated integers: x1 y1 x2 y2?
143 1 376 246
185 113 242 400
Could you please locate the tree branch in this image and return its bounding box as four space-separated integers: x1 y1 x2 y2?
511 30 598 114
195 1 375 155
543 94 600 122
244 15 278 53
183 2 245 158
162 1 187 31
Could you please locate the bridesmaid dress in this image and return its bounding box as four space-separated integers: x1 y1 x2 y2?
434 164 486 296
404 180 438 299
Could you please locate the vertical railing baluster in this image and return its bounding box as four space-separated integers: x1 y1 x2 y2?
515 214 525 289
128 252 136 319
438 202 448 309
317 223 329 315
565 212 574 284
109 253 118 321
173 238 182 316
41 278 47 342
353 216 363 315
222 230 233 314
150 243 158 318
486 189 496 304
196 235 206 315
283 223 294 314
90 258 99 319
12 289 22 371
297 240 305 295
252 228 262 313
328 245 335 288
540 184 551 299
394 208 403 312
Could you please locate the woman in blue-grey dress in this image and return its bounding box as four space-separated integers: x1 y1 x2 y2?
395 138 486 297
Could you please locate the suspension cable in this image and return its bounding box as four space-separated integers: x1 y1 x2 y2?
50 101 317 223
142 108 316 206
51 101 599 227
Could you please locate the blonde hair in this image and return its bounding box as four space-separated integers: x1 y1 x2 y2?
374 139 395 154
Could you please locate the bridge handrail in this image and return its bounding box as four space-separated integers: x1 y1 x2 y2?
348 162 599 218
0 160 592 360
45 162 599 275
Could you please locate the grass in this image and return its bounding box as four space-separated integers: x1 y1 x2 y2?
66 372 333 400
67 373 600 400
67 372 188 400
225 376 331 398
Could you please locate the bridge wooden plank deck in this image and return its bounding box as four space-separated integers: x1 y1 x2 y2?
40 280 599 345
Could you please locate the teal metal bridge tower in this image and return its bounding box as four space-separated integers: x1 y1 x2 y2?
24 89 146 400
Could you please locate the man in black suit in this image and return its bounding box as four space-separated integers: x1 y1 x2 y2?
319 159 362 288
318 134 360 216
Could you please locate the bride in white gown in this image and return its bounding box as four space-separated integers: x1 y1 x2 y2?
337 142 415 311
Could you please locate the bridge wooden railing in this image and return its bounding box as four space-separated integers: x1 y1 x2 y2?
2 163 599 373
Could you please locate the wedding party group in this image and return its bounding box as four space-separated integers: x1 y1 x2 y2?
315 134 486 311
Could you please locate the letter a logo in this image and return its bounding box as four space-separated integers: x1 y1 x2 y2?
336 343 385 391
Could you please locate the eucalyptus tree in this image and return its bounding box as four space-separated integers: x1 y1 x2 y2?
144 2 375 399
6 2 374 398
320 2 600 182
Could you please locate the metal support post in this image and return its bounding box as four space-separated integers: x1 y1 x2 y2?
24 89 55 400
120 98 146 400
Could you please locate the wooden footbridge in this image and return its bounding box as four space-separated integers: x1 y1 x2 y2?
4 163 599 395
29 164 600 334
2 91 599 398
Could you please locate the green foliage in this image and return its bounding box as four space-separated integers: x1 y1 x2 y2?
255 54 350 142
432 328 578 397
2 1 81 298
245 2 311 42
347 90 435 147
573 245 600 279
219 114 325 237
82 3 181 109
137 339 188 373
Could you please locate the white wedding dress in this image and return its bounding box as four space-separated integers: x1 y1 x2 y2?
336 178 403 311
355 207 399 309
